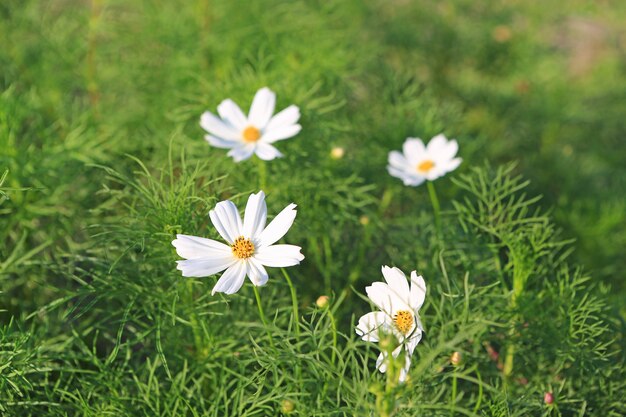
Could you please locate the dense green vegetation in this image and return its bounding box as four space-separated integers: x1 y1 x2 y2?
1 0 625 415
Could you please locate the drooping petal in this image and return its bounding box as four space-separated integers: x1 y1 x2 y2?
381 266 410 298
200 111 240 140
388 166 425 187
243 191 267 239
409 271 427 311
405 328 423 356
261 124 302 143
172 234 231 259
426 133 449 154
402 138 426 164
398 351 412 383
355 311 390 342
265 105 300 131
254 244 304 267
254 143 283 160
376 344 403 373
247 258 269 287
211 261 247 295
176 257 236 278
258 203 298 247
217 99 248 130
209 200 243 244
248 87 276 128
205 135 239 149
227 144 256 162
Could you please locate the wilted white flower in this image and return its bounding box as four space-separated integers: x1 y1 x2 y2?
388 134 461 186
172 191 304 295
356 266 426 382
200 87 301 162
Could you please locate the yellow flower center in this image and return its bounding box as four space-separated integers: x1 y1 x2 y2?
242 126 261 143
393 310 414 335
231 237 255 259
417 160 435 173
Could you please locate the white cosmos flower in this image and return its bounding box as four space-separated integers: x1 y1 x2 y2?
388 134 462 186
172 191 304 295
355 266 427 382
200 87 302 162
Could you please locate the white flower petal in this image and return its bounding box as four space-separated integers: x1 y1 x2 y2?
172 234 231 259
176 257 236 278
254 244 304 267
261 124 302 143
227 144 256 162
381 266 410 297
398 351 412 383
217 99 248 130
402 138 426 164
443 157 462 173
265 105 300 131
212 261 247 295
435 139 458 161
258 203 298 247
200 111 240 141
356 311 390 342
426 133 449 153
248 87 276 128
243 191 267 239
205 135 239 149
209 200 243 244
254 142 283 160
406 329 423 356
388 150 410 169
409 271 427 311
366 282 411 315
247 258 269 287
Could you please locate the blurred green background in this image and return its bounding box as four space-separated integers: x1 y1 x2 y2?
2 0 624 307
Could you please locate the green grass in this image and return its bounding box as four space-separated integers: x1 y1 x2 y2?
1 0 625 415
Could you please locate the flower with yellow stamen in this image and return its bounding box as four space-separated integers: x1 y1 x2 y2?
355 266 427 382
172 191 304 295
200 87 302 162
388 134 461 186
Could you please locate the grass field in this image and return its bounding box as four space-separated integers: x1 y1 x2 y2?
1 0 626 416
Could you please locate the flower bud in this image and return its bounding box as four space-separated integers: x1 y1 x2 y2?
450 351 462 366
330 147 345 159
359 215 370 226
315 295 330 309
281 399 295 414
544 392 554 405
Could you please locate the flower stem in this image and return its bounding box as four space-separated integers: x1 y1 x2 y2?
451 368 457 417
257 157 267 191
281 268 300 338
252 285 275 349
186 280 204 358
427 181 442 241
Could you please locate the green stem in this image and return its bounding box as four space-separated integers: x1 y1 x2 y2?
257 157 267 191
252 285 275 349
186 280 204 358
328 307 338 366
281 268 300 338
451 369 457 417
427 181 442 241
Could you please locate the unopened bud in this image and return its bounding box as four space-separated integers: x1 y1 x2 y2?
330 147 345 159
544 392 554 405
492 25 512 43
316 295 330 309
359 215 370 226
281 399 295 414
450 351 462 366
